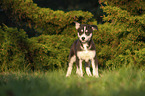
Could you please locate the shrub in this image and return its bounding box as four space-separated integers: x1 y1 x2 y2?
0 0 94 37
0 25 31 71
92 5 145 68
29 35 76 71
100 0 145 15
0 25 76 71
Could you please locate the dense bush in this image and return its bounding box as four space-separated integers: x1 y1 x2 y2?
0 0 145 72
29 35 76 71
0 25 77 71
93 5 145 68
100 0 145 15
0 25 31 71
0 0 94 37
33 0 103 24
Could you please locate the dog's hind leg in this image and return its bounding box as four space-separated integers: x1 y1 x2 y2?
76 65 79 75
91 56 99 77
85 60 92 76
66 55 76 77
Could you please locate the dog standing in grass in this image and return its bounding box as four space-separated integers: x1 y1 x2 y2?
66 22 99 77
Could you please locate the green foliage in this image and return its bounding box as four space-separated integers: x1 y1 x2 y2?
0 25 31 71
33 0 103 24
100 0 145 15
0 0 94 37
92 5 145 68
29 35 76 70
0 0 145 71
0 25 76 71
106 48 145 69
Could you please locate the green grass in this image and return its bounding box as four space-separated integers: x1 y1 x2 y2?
0 66 145 96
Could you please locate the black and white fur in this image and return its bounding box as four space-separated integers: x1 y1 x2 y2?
66 22 99 77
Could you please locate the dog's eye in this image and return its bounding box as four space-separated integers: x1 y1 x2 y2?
81 29 83 32
86 30 88 32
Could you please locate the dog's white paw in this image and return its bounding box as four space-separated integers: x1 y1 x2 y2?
94 74 99 78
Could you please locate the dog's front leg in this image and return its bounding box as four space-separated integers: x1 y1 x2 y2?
76 58 83 77
91 57 99 77
79 59 83 77
66 56 76 77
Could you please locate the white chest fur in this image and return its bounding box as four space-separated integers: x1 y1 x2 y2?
77 50 96 62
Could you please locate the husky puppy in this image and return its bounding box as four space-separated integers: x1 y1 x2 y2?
66 22 99 77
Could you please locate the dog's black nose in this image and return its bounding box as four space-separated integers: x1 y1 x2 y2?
82 37 85 41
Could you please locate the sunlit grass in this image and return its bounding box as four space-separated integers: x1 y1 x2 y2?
0 66 145 96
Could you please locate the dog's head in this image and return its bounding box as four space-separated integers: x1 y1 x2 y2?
74 22 98 43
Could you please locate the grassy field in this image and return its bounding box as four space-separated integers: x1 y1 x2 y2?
0 66 145 96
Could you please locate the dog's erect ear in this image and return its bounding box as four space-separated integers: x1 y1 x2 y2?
91 25 98 31
74 21 80 30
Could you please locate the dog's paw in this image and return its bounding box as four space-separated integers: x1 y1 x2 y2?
66 74 70 77
94 75 99 78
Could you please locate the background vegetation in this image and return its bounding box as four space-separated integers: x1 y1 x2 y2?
0 0 144 71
